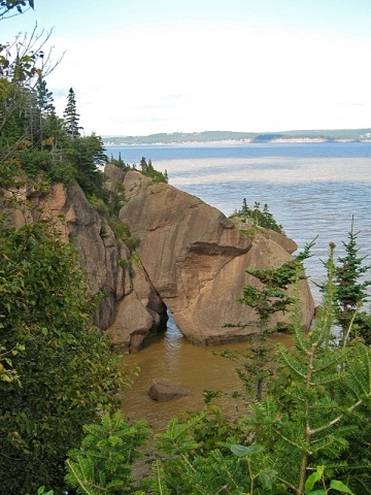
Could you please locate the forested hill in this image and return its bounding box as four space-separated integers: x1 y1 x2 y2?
104 128 371 145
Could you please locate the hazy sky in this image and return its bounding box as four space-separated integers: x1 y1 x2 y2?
3 0 371 135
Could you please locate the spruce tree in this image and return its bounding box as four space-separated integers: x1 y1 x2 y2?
36 74 55 115
237 239 314 401
63 87 81 138
140 156 148 173
36 74 55 146
335 217 371 344
233 243 371 494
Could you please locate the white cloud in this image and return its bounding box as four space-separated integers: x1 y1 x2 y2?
48 22 371 135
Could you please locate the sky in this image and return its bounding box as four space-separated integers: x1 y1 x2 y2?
2 0 371 136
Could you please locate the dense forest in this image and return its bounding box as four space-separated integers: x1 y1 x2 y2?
0 2 370 494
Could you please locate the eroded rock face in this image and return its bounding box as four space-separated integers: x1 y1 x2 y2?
4 167 314 349
119 170 314 344
4 181 166 350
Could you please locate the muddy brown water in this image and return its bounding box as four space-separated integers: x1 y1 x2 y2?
121 314 292 431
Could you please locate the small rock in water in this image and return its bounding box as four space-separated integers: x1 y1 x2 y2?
148 379 191 402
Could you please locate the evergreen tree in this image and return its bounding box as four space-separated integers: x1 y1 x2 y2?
65 412 149 495
335 217 371 344
140 156 148 173
64 133 107 197
138 156 168 183
239 243 371 494
63 87 81 138
236 239 314 401
36 74 55 115
232 199 283 233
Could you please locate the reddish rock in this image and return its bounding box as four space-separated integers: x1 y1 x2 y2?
119 170 314 343
148 379 191 402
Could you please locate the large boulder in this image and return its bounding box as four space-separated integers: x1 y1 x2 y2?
148 379 191 402
119 170 314 344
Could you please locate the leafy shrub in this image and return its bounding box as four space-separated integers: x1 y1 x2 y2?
47 161 76 184
111 221 139 252
0 221 123 494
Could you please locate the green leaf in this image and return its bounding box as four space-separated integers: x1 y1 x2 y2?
230 443 264 457
329 480 355 494
307 490 326 495
305 466 324 492
259 468 277 490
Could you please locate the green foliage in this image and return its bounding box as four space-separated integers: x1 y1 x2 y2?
303 466 355 495
1 37 107 197
36 74 55 115
232 199 283 233
335 217 371 344
235 238 315 401
145 408 250 495
63 87 81 138
88 189 138 253
245 244 371 494
18 147 76 185
110 151 131 170
0 221 123 494
139 156 168 183
36 488 54 495
0 340 24 384
65 411 149 495
242 238 314 324
64 134 107 197
110 221 139 252
0 0 34 18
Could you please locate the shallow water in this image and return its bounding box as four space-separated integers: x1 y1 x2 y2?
122 314 292 430
107 143 371 428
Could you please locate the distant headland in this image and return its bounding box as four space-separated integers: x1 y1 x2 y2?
103 128 371 146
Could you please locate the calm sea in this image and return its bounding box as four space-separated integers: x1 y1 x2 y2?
106 142 371 299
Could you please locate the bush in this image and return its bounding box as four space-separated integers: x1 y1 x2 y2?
139 157 168 183
231 199 283 233
0 220 123 494
65 411 149 495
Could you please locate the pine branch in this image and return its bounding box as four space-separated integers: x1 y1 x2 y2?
66 459 95 495
308 396 367 436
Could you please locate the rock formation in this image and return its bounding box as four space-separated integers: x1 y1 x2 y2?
4 180 167 352
4 166 314 350
115 168 314 344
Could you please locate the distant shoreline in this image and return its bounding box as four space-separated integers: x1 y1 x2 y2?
104 138 371 146
103 129 371 146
